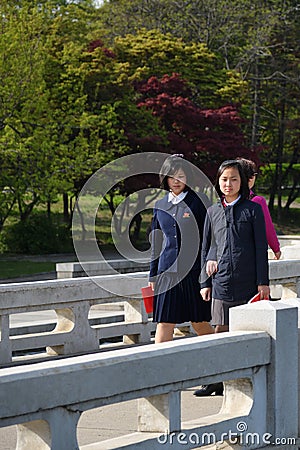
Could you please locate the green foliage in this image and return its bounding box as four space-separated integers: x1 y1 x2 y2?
0 0 130 228
0 0 298 248
2 213 72 254
96 0 300 213
113 29 247 107
256 163 300 210
258 163 300 193
0 2 50 223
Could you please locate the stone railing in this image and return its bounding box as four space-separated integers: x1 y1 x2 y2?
269 259 300 298
0 272 155 365
0 300 298 450
57 259 300 299
57 236 300 279
1 260 300 365
56 258 149 278
278 235 300 246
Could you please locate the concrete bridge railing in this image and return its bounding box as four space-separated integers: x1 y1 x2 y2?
0 300 298 450
56 258 150 278
0 260 300 365
56 237 300 279
0 272 154 365
269 259 300 299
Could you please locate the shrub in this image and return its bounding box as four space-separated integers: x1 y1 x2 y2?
2 214 73 254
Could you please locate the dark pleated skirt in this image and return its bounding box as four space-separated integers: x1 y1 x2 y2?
153 270 212 324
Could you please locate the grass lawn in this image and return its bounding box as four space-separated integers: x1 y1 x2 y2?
0 261 55 280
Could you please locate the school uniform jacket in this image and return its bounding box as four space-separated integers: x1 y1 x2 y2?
200 198 269 302
149 190 207 281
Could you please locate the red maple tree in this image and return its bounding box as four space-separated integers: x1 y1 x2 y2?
134 73 261 180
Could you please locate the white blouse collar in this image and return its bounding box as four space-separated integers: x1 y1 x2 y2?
168 190 188 205
223 194 241 207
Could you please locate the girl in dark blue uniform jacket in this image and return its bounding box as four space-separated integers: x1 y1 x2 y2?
149 155 213 343
200 159 270 332
194 159 270 397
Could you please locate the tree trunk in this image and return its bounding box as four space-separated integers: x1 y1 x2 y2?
75 200 86 241
275 96 286 222
130 213 142 242
47 200 51 219
63 193 70 223
18 194 39 222
250 60 260 150
282 146 299 212
268 177 277 211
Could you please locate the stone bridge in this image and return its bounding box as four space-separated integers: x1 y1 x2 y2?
0 257 299 449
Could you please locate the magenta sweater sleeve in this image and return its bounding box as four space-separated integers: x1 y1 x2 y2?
251 195 280 253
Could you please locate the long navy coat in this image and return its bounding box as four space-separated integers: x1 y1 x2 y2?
201 198 269 302
149 190 207 281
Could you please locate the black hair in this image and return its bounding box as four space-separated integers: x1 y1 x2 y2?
215 160 249 199
236 157 257 181
159 155 194 191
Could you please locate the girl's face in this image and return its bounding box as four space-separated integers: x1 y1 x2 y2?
248 174 256 190
219 166 241 202
167 168 187 196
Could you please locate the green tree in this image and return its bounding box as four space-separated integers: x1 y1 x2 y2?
113 29 247 108
0 0 116 226
0 2 51 225
97 0 300 215
259 5 300 217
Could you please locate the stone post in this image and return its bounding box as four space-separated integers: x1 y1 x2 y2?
123 298 151 344
16 408 80 450
230 301 298 442
279 297 300 438
0 314 12 364
138 391 181 433
47 302 99 355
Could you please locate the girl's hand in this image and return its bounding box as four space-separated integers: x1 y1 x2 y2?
201 287 211 301
258 285 270 300
206 260 218 277
274 251 281 260
149 282 155 290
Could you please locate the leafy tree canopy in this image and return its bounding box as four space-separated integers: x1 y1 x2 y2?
134 73 260 179
112 29 247 108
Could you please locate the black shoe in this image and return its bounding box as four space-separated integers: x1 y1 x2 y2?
193 383 223 397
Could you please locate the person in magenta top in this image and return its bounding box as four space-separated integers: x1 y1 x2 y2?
237 158 281 260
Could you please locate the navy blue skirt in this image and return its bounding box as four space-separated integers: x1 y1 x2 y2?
153 270 212 324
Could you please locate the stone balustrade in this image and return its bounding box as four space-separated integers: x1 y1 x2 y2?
0 272 154 365
278 235 300 246
56 258 150 278
269 259 300 298
57 236 300 279
0 300 298 449
0 260 300 366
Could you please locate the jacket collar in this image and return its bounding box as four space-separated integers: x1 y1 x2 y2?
158 190 192 210
217 195 245 208
168 191 188 204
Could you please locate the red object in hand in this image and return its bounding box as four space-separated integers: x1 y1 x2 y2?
141 286 154 313
248 292 269 303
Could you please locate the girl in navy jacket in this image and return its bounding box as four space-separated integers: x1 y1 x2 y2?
149 155 213 343
194 159 270 398
200 159 270 333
